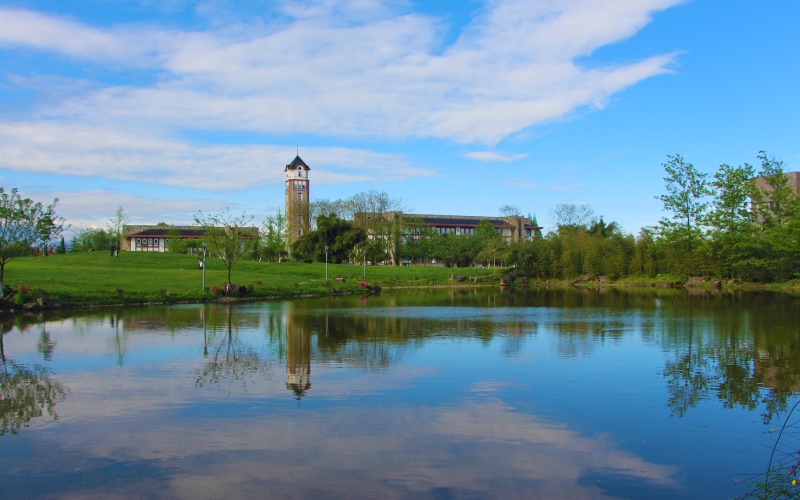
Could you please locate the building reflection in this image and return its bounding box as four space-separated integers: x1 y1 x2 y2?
285 313 312 399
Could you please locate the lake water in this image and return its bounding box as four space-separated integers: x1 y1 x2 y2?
2 287 799 499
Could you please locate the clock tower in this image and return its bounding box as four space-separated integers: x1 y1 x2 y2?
285 155 310 245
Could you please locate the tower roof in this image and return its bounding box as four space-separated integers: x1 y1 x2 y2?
286 155 310 170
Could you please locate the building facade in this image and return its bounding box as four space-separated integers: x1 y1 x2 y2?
121 225 206 252
121 225 257 253
357 212 541 242
285 155 311 245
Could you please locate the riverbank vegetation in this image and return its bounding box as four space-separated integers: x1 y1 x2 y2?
7 150 800 308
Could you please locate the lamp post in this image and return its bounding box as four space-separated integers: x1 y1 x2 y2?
325 245 329 281
202 241 207 289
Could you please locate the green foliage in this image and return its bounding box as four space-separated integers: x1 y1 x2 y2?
70 227 112 252
195 209 256 284
291 213 367 263
258 210 287 262
0 359 68 436
0 187 65 286
56 236 67 255
655 154 711 276
644 151 800 283
107 206 129 253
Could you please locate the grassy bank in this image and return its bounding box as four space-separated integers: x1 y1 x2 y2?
4 252 499 307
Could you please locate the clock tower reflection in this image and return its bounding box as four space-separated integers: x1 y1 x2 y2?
285 315 312 399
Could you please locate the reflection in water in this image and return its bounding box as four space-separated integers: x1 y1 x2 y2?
0 330 67 436
285 312 312 398
194 304 273 392
36 322 56 361
2 289 800 497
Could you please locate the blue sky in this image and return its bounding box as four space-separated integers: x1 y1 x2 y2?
0 0 798 234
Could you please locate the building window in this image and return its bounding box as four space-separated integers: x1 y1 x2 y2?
297 193 303 201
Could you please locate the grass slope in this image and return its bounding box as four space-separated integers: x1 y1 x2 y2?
5 252 496 307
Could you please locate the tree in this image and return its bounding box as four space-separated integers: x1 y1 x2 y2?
195 209 256 285
69 227 111 252
107 206 129 257
529 213 543 239
498 204 522 217
588 216 619 238
706 162 757 278
35 198 67 257
260 210 287 262
747 152 800 281
164 226 189 254
655 154 711 275
751 151 798 228
549 203 597 231
291 214 366 263
475 219 504 271
0 188 63 294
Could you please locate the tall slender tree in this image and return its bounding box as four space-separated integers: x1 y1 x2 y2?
107 206 129 257
655 154 711 275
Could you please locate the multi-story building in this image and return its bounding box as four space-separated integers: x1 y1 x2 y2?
284 155 311 245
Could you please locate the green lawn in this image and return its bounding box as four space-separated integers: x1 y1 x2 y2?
4 252 499 307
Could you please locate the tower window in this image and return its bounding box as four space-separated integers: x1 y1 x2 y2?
297 193 303 201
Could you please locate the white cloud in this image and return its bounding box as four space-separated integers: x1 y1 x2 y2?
0 123 433 191
466 151 528 163
38 190 229 230
0 0 685 147
0 7 157 63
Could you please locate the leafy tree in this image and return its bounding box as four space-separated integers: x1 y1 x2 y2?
195 209 256 284
70 227 111 252
588 216 619 238
107 206 129 256
35 199 67 257
291 214 366 263
475 219 504 271
56 236 67 255
630 228 659 277
655 154 711 276
260 210 287 262
164 226 188 253
529 213 543 239
0 188 64 293
751 151 798 228
705 162 757 278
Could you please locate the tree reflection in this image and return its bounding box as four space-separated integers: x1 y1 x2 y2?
660 294 800 423
195 304 272 392
36 321 56 361
662 311 714 417
0 326 68 436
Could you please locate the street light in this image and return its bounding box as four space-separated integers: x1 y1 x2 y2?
202 241 207 289
325 245 329 281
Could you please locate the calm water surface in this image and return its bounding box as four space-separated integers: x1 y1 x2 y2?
2 288 799 499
